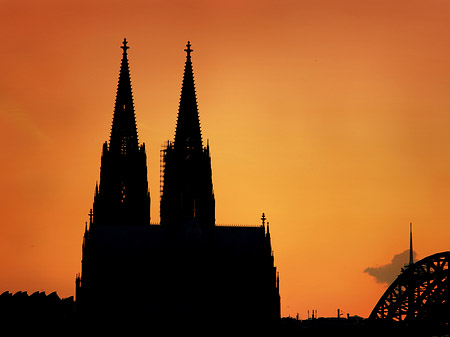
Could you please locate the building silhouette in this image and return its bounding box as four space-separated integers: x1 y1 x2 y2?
160 41 215 231
76 39 280 332
0 291 75 333
92 38 150 229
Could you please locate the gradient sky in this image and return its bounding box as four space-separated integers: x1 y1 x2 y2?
1 0 450 319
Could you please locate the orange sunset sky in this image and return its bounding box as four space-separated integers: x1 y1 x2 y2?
1 0 450 319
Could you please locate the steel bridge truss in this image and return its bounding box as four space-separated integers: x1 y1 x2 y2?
369 251 449 323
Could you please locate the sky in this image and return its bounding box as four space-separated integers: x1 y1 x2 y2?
1 0 450 319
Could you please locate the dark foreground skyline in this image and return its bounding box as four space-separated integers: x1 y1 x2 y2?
2 1 450 319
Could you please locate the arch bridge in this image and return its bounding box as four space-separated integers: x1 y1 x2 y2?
370 251 449 325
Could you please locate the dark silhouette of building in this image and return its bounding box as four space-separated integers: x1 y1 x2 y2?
92 38 150 228
160 41 215 231
0 291 75 333
76 39 280 333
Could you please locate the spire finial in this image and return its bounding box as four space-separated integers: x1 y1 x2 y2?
261 213 266 227
185 41 193 57
121 38 129 54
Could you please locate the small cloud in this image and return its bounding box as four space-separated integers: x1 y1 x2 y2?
364 249 417 285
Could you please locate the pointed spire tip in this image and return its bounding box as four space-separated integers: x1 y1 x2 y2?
185 41 193 57
409 222 414 265
121 38 129 53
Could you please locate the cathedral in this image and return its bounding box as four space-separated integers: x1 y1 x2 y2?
76 39 280 333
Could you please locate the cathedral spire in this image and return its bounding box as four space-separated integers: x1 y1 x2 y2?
109 38 139 155
160 41 215 229
92 38 150 227
174 41 203 152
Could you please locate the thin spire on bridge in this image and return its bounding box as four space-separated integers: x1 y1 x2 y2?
409 222 414 266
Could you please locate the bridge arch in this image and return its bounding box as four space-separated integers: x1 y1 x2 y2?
369 251 449 324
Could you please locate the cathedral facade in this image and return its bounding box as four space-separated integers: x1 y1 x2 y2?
76 39 280 332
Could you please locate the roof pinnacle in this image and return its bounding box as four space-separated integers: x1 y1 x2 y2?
261 213 266 227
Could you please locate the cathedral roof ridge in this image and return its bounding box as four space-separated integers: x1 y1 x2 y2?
216 223 261 228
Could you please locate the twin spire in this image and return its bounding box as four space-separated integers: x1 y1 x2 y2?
110 39 203 155
159 40 215 228
93 38 150 227
174 40 203 152
105 38 211 228
109 38 139 155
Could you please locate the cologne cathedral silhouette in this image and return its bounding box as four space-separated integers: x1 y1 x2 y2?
75 39 280 333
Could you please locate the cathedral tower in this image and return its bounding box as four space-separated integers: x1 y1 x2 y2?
77 39 152 322
77 40 279 331
92 38 150 227
160 41 215 230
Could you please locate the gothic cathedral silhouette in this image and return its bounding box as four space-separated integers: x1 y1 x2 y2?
160 41 215 231
76 39 280 332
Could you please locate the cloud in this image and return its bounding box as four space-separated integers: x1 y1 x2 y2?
364 249 418 285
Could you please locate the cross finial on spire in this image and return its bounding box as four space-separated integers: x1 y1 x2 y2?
261 213 266 227
185 41 193 57
121 38 129 53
